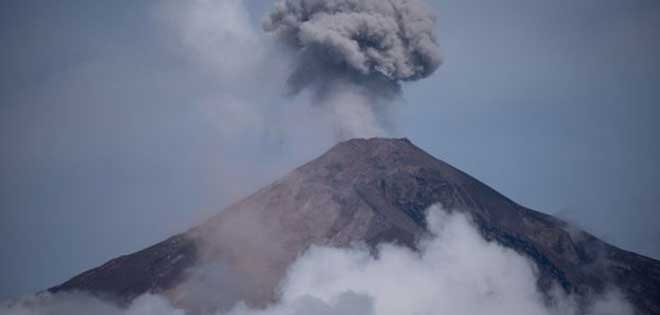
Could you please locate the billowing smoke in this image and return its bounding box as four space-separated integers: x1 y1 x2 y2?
225 206 634 315
263 0 442 86
263 0 442 138
2 206 635 315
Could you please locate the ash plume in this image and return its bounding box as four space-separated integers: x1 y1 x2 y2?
263 0 442 138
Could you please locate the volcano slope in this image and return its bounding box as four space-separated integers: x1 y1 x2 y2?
50 138 660 314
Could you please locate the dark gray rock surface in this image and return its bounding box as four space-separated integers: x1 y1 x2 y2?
50 138 660 314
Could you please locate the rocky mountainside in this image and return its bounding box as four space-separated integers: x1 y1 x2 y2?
50 138 660 314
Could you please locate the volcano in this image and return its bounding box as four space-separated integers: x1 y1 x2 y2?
49 138 660 314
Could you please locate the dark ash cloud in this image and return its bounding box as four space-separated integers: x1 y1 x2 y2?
263 0 441 84
262 0 442 139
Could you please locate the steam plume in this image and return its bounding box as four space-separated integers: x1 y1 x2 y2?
263 0 442 138
227 206 635 315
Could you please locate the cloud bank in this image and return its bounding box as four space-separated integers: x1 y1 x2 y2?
227 205 634 315
2 206 634 315
1 293 183 315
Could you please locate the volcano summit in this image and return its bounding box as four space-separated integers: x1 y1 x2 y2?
48 138 660 314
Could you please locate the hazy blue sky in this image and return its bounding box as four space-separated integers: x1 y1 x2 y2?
1 0 659 300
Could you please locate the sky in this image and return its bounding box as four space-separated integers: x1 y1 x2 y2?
1 0 659 300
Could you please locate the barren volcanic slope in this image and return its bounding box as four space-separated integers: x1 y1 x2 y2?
50 138 660 314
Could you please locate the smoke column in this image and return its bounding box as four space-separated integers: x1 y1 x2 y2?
263 0 442 139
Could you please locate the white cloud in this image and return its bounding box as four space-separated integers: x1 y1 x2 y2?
0 293 183 315
226 205 635 315
1 206 635 315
